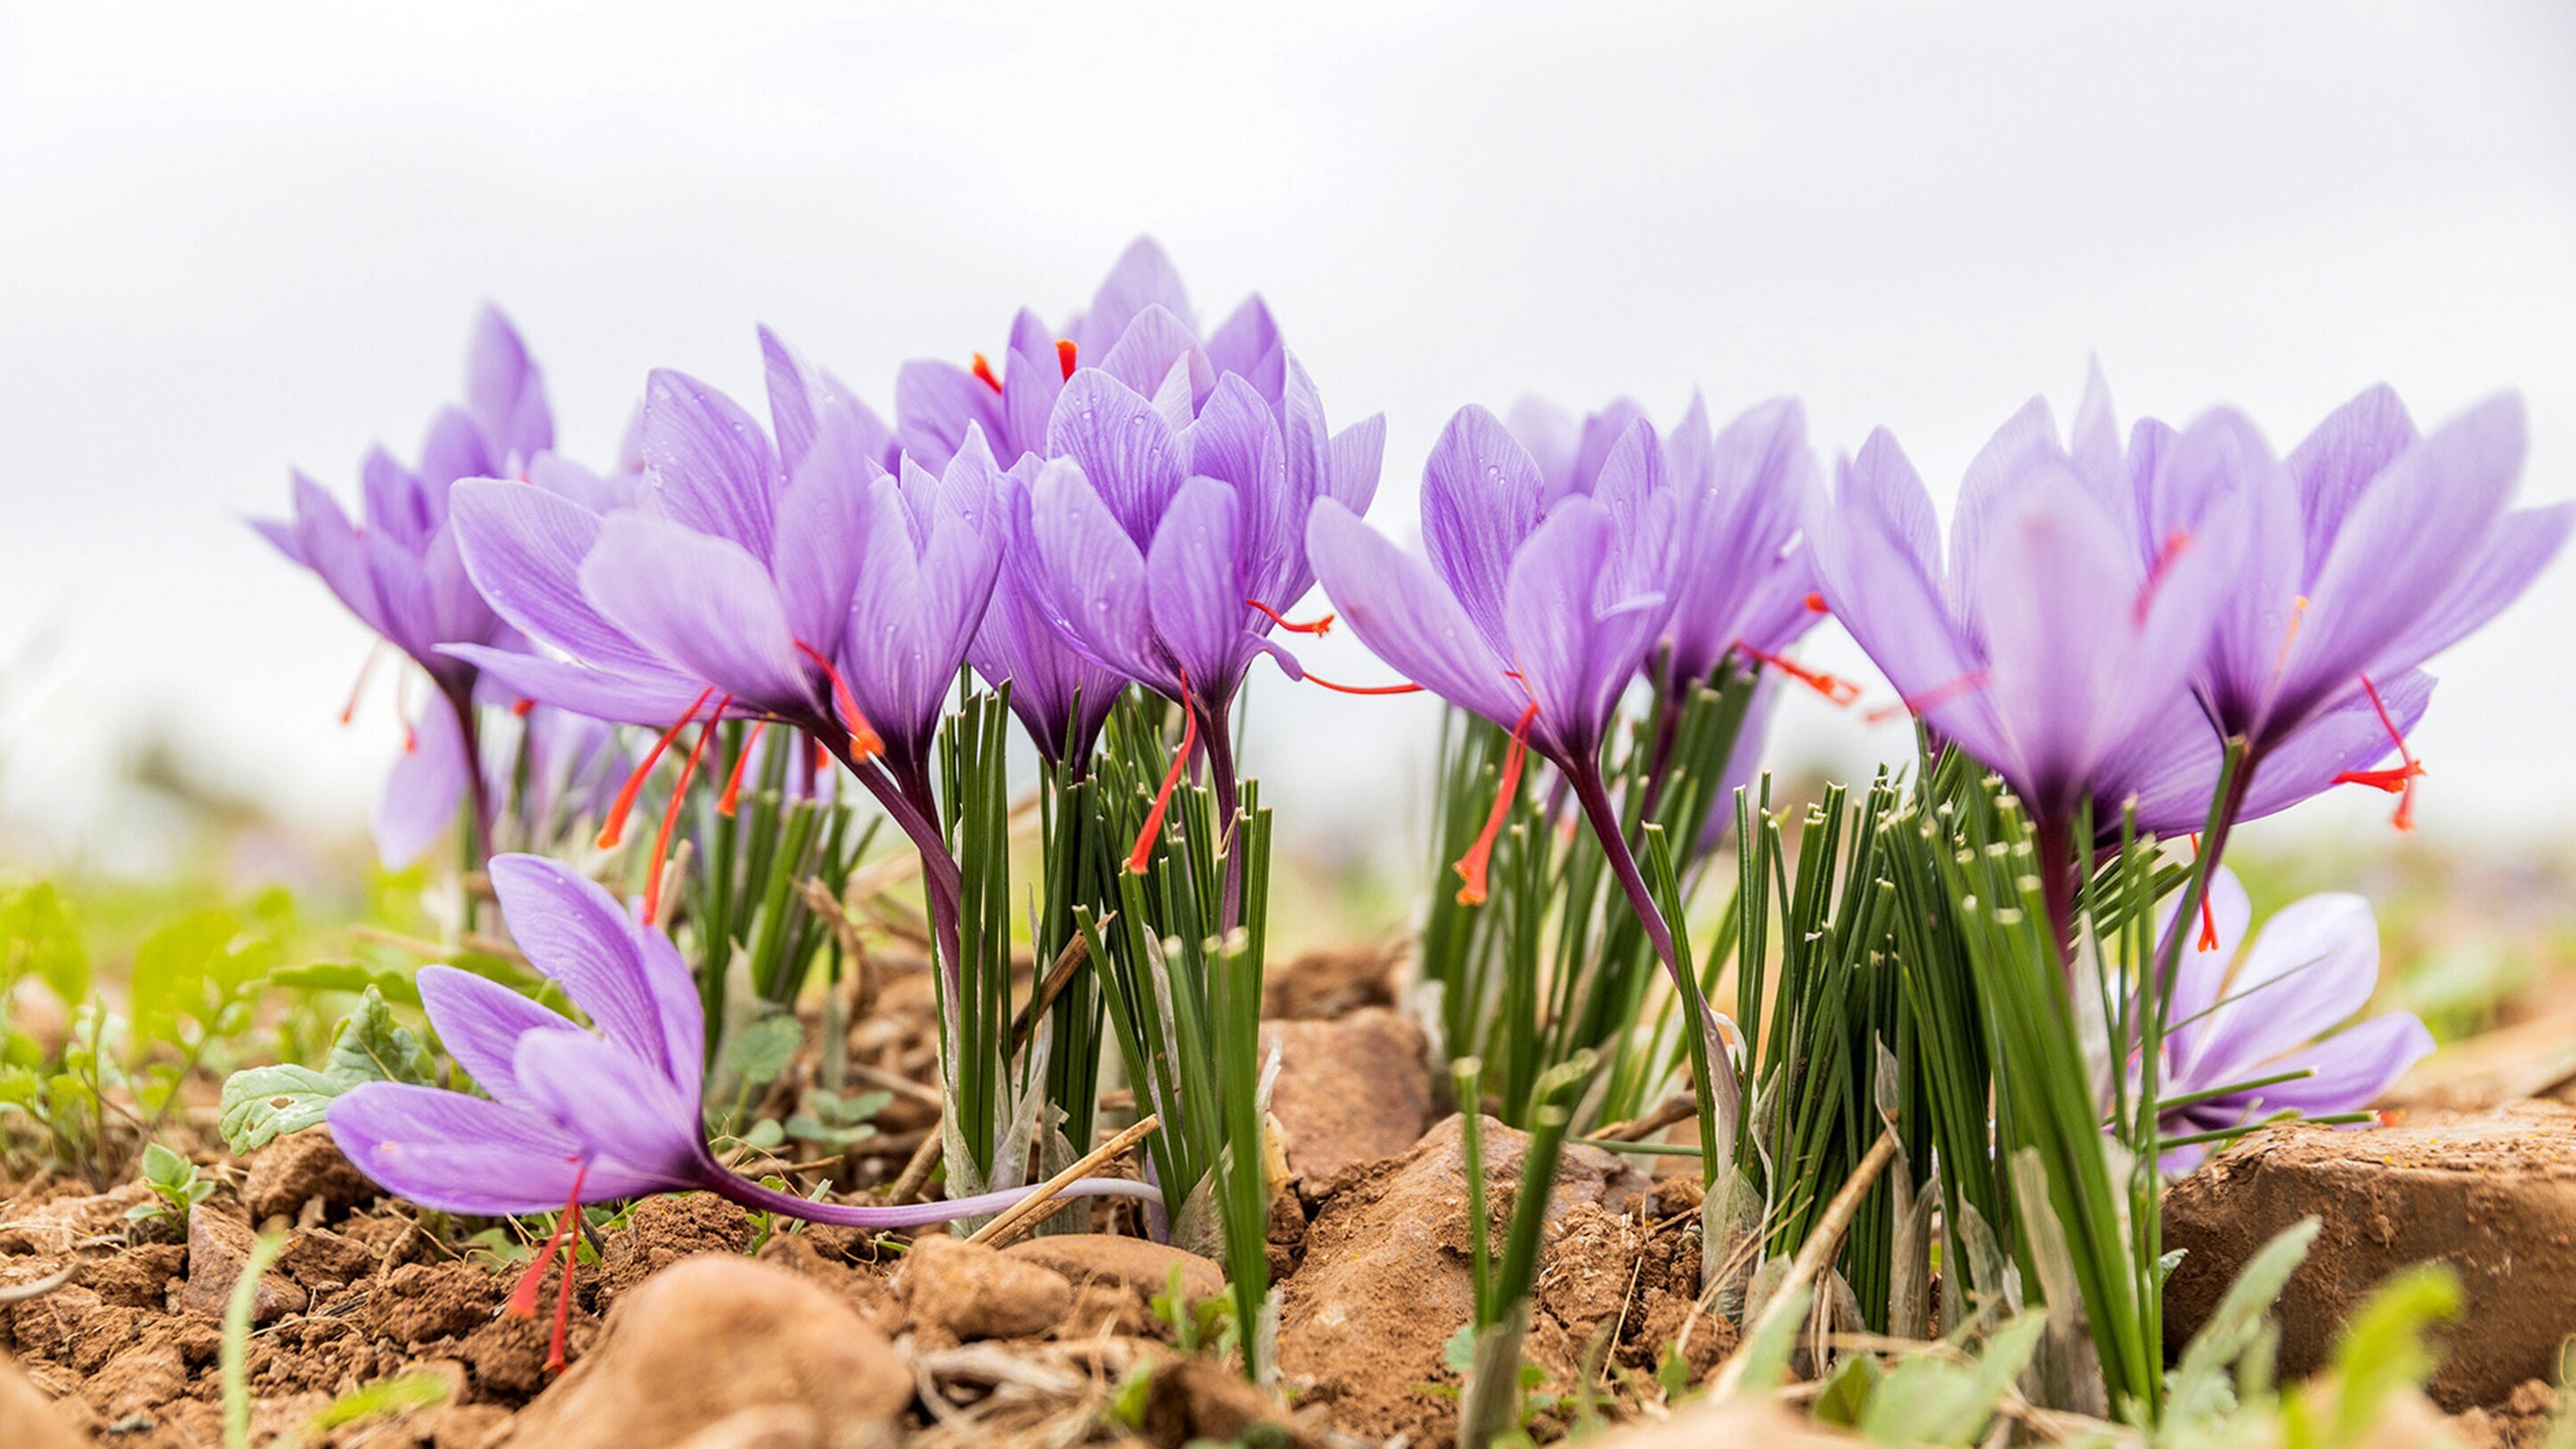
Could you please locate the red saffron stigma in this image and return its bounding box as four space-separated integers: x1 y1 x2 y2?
597 687 716 850
1452 702 1540 906
1301 671 1426 696
794 640 884 761
717 721 768 817
970 352 1002 394
337 642 385 726
511 696 536 718
1245 598 1334 635
546 1225 580 1372
1864 668 1991 727
2333 673 2424 830
2188 833 2220 951
643 698 727 921
1056 338 1077 379
1803 591 1829 615
1738 645 1861 706
2134 529 2194 624
1126 696 1199 875
507 1164 588 1321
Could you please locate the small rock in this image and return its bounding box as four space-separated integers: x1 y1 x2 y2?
173 1209 307 1321
1260 1007 1433 1184
278 1226 378 1292
1277 1113 1649 1448
2163 1102 2576 1410
500 1256 909 1449
899 1233 1073 1340
0 1348 88 1449
596 1193 753 1303
1001 1233 1223 1305
240 1130 374 1224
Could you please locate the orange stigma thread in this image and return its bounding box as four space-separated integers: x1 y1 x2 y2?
2189 834 2220 951
1301 672 1426 696
1055 339 1077 379
794 640 884 761
1738 645 1862 705
2135 529 2193 624
1126 694 1199 875
970 353 1003 393
1864 668 1992 727
338 642 386 725
511 696 536 719
1246 598 1334 635
506 1163 589 1324
717 721 768 817
2333 673 2424 830
1803 591 1830 615
643 697 727 921
597 687 717 849
1452 702 1540 905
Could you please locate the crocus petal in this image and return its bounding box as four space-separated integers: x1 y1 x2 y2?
771 404 879 652
1145 477 1247 694
1074 236 1198 358
2190 891 2380 1087
2158 867 2254 1080
2288 383 2418 571
372 696 467 868
581 512 813 713
1204 295 1281 389
1946 396 2065 601
2384 501 2575 669
2286 395 2526 726
1023 457 1163 685
451 476 663 670
1421 405 1548 655
329 1081 607 1217
1097 305 1211 403
639 369 784 563
415 963 574 1105
443 644 712 729
418 408 497 492
1308 501 1527 729
1327 413 1387 516
895 359 1006 475
1047 370 1187 548
467 306 553 466
487 854 702 1088
289 473 388 637
2243 1013 2434 1118
510 1030 706 1183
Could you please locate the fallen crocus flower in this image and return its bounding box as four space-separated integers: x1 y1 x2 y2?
2137 867 2433 1173
329 854 1156 1366
254 306 556 863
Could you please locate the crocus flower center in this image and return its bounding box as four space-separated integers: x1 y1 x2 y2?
1056 339 1077 379
2332 673 2425 830
1736 644 1861 706
718 720 768 817
1126 690 1200 875
1245 598 1335 635
506 1162 589 1373
970 353 1003 394
598 687 718 850
1452 701 1540 906
792 640 886 761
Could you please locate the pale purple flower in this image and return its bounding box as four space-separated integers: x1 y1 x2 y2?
2142 867 2433 1173
329 854 1156 1221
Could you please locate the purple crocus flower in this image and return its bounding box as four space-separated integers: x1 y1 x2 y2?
969 454 1129 769
2140 867 2433 1173
978 247 1383 836
2132 387 2572 834
256 307 554 858
377 693 632 865
1810 389 2235 883
330 854 1155 1365
1310 405 1742 1152
1511 393 1824 688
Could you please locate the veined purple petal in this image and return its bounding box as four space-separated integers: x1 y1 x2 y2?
2288 383 2417 572
487 854 702 1092
418 407 498 492
1024 457 1163 686
2243 1013 2433 1118
415 964 576 1106
1307 501 1526 729
443 644 711 729
329 1082 629 1217
1204 295 1282 394
1072 236 1199 359
2384 501 2574 670
1326 413 1386 516
771 404 879 654
1098 305 1212 404
467 305 553 468
2158 867 2255 1084
1048 370 1187 549
581 512 813 714
1144 477 1247 695
2186 891 2380 1088
288 472 389 639
1422 405 1548 657
639 369 784 563
1946 396 2063 603
1503 498 1645 761
896 358 1007 475
510 1030 706 1184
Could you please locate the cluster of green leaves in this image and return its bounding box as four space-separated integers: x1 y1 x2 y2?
126 1140 215 1231
217 986 432 1152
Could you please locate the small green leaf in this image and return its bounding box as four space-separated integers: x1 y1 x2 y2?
215 988 432 1152
723 1013 802 1088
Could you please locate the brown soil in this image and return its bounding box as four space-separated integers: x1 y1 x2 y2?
2163 1101 2576 1411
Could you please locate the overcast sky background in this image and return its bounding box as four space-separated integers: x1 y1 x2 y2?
2 2 2572 875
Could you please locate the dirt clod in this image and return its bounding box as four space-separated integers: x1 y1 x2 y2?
368 1260 504 1345
595 1193 753 1304
2164 1102 2576 1411
174 1207 308 1321
1262 1007 1434 1186
240 1130 375 1225
899 1233 1072 1340
499 1255 909 1449
1264 940 1403 1021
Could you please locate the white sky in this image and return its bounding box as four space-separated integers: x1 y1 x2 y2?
2 1 2572 873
